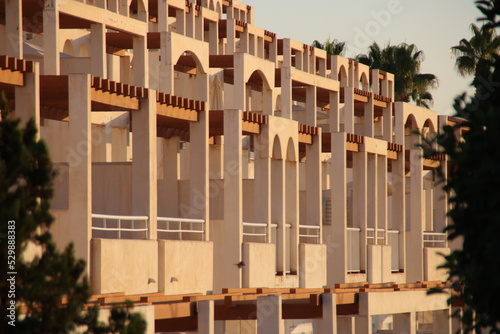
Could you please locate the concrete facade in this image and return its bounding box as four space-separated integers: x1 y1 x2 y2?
1 0 460 332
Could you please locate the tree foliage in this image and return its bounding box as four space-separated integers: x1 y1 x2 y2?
312 38 346 56
422 1 500 332
356 42 438 108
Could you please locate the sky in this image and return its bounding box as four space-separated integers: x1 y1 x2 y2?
244 0 480 115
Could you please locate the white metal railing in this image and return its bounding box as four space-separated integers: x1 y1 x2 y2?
387 229 400 272
347 227 361 273
366 227 386 244
423 231 447 248
243 222 268 239
157 217 205 240
92 213 149 239
299 225 321 244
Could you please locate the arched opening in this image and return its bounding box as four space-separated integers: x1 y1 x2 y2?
216 2 222 16
172 50 208 101
210 75 223 110
209 0 214 10
63 40 74 56
285 137 297 273
338 65 348 87
360 72 369 91
243 69 273 114
404 114 420 150
275 94 282 116
79 44 90 57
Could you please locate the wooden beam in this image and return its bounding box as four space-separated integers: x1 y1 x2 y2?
0 69 23 86
91 88 140 111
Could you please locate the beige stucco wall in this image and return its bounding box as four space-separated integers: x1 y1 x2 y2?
424 247 450 282
299 243 327 288
242 242 276 288
91 238 158 295
158 240 214 295
92 162 132 215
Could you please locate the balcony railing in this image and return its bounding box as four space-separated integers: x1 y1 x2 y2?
157 217 205 241
299 224 321 244
92 213 148 239
366 227 386 245
423 231 447 248
387 229 400 272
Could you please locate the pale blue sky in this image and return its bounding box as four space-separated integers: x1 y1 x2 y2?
245 0 480 115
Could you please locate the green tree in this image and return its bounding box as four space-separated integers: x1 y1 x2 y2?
356 42 438 108
0 95 146 333
423 1 500 332
451 23 500 96
312 38 346 56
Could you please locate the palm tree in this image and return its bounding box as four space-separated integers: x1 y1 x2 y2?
356 42 438 108
451 23 500 89
312 38 346 56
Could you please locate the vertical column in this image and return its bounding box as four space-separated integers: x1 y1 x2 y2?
15 63 39 129
176 8 186 35
328 132 347 284
306 131 322 238
239 30 249 53
338 316 355 334
353 150 368 272
208 21 219 55
198 300 214 334
254 126 271 243
221 109 242 288
68 74 91 271
5 0 22 58
159 32 173 94
407 149 424 282
344 87 355 134
367 154 378 235
273 156 286 273
378 155 388 243
364 95 374 137
234 53 246 111
433 308 452 334
157 0 168 31
313 294 337 334
393 105 406 272
226 19 236 54
306 85 317 127
91 23 107 78
281 39 292 119
133 35 148 88
393 312 416 334
186 5 195 38
43 0 60 75
355 315 372 334
329 91 340 132
383 103 393 142
268 37 277 63
190 105 209 224
195 7 204 40
286 139 299 274
257 295 284 334
132 91 158 240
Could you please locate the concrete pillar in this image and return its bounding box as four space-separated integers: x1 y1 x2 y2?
367 154 378 235
133 35 148 87
157 0 168 31
5 0 22 58
355 315 372 334
433 308 452 334
273 156 286 273
313 293 337 334
281 39 292 119
306 131 322 239
344 87 355 133
328 132 347 284
198 300 214 334
220 109 242 288
286 142 299 274
43 0 60 75
195 9 203 40
189 106 209 223
393 312 416 334
160 32 174 94
364 95 374 137
186 5 195 38
132 92 158 240
383 103 393 142
268 38 277 63
353 150 368 271
254 126 271 243
407 149 424 282
208 21 219 55
329 91 340 132
175 8 185 35
226 19 236 54
393 105 406 272
68 74 91 272
338 316 355 333
15 62 39 130
306 85 317 126
378 156 388 243
240 30 249 54
257 295 284 334
91 23 107 78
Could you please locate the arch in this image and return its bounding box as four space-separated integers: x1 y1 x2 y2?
63 40 74 56
210 76 223 110
78 43 89 57
246 69 272 92
404 113 419 131
216 1 222 15
286 137 296 162
338 65 348 87
209 0 214 10
423 118 436 134
174 50 208 75
272 135 282 160
275 94 282 111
